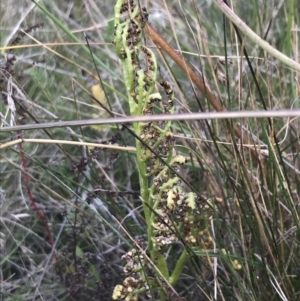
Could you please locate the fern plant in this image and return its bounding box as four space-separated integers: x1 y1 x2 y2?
112 1 221 300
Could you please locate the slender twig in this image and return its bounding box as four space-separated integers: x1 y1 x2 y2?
2 109 300 132
0 138 136 151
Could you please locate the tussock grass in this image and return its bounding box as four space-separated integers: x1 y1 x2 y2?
0 1 299 300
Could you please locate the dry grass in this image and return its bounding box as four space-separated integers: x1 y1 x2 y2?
0 0 299 300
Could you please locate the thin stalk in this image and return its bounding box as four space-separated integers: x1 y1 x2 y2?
169 249 189 286
283 0 295 56
212 0 300 72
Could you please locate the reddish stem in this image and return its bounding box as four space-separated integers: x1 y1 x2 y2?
17 132 54 246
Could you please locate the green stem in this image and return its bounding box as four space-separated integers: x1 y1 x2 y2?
135 136 169 280
135 140 151 226
283 0 295 56
169 249 189 286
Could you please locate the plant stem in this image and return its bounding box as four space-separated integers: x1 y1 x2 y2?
169 249 189 286
284 0 295 56
213 0 300 72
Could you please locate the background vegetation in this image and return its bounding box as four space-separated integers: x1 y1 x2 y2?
0 0 299 300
